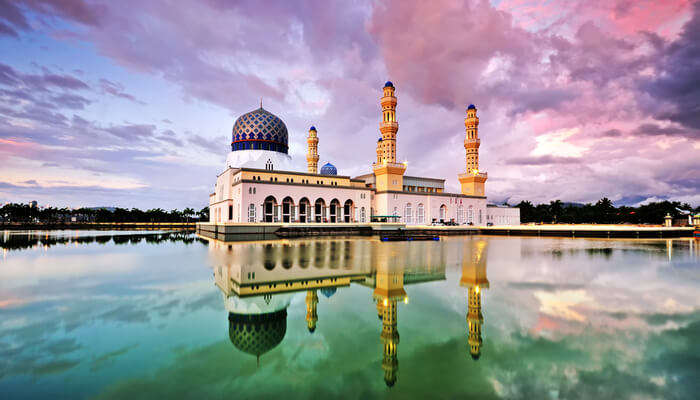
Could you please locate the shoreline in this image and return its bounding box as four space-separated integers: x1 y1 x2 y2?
196 222 695 239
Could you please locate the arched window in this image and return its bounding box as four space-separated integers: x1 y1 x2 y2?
417 203 425 224
468 206 474 224
404 203 412 224
248 204 256 222
457 205 464 224
360 207 366 223
439 204 447 222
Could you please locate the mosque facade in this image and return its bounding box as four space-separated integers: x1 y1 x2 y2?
208 82 519 225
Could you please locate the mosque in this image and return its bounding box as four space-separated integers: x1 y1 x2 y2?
207 81 519 226
207 236 488 386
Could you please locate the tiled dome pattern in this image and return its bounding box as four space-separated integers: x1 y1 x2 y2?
231 107 289 154
228 309 287 357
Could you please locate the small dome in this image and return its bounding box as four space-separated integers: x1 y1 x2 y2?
309 126 316 131
377 137 383 142
231 106 289 154
384 81 394 88
467 104 476 110
320 162 337 175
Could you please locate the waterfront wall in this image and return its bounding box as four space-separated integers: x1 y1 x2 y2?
196 223 695 239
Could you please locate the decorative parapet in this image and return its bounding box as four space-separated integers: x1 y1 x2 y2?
458 171 488 180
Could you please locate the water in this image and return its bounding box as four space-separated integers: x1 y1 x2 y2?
1 230 699 399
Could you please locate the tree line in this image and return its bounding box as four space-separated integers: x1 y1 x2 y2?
0 203 210 223
514 198 698 224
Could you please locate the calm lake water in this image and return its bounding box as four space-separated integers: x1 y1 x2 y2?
1 230 699 399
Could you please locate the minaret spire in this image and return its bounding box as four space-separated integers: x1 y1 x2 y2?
458 104 488 198
372 81 406 194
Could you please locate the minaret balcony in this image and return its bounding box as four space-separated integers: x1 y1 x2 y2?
380 121 399 130
459 171 488 179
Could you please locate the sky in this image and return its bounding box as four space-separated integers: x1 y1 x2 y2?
0 0 698 210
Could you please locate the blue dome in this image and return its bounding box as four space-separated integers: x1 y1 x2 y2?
467 104 476 110
309 126 316 131
377 137 383 142
320 287 336 298
384 81 394 88
231 107 289 154
320 162 337 175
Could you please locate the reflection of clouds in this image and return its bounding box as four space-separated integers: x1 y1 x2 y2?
0 231 210 383
534 289 593 322
90 344 138 372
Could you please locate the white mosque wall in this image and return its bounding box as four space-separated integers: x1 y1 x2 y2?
486 206 521 225
376 192 488 225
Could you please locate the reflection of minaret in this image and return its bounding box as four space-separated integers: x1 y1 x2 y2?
381 296 400 387
306 290 318 333
459 240 489 360
373 256 406 387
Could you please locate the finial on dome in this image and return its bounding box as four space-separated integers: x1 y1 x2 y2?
260 97 263 109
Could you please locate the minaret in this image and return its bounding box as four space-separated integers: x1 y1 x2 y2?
458 105 488 196
306 289 318 333
307 126 319 174
372 81 406 194
460 240 489 360
380 82 398 163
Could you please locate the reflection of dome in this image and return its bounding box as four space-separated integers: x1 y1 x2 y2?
320 287 337 298
228 309 287 358
320 163 337 175
231 107 288 154
467 104 476 110
470 352 480 361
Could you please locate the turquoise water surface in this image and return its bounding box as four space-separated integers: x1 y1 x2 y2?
1 231 699 399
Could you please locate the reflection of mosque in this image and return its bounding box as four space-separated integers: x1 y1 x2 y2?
209 237 485 385
460 240 489 360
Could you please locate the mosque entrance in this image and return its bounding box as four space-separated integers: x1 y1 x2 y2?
314 199 326 223
299 198 310 223
329 199 340 223
282 197 294 223
264 196 277 222
344 200 354 223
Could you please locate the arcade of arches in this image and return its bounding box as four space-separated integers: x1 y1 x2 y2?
260 196 364 223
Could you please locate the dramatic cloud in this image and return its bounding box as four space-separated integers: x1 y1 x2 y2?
0 0 697 207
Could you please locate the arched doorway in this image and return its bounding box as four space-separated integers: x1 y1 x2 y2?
299 197 310 223
264 196 277 222
343 200 354 223
314 199 326 223
329 199 340 223
439 204 447 222
282 197 294 223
